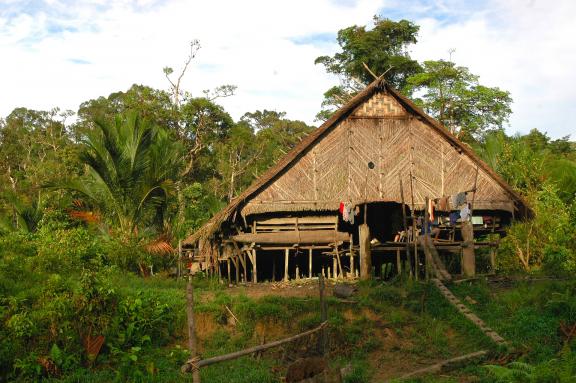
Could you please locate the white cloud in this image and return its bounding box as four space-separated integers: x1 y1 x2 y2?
410 0 576 138
0 0 575 139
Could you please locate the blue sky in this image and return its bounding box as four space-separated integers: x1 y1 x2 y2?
1 0 575 139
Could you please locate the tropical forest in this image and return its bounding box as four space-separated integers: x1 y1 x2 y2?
1 17 575 383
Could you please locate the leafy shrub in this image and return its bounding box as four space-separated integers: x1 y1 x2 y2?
498 183 576 274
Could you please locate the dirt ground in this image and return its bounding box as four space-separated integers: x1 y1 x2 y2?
200 278 333 302
199 280 469 382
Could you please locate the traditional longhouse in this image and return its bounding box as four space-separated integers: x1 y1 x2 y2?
182 77 530 283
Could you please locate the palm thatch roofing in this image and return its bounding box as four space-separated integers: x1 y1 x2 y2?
183 77 530 246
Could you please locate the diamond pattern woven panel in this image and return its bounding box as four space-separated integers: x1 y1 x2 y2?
352 91 407 117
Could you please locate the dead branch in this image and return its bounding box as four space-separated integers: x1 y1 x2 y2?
387 350 488 382
181 321 327 372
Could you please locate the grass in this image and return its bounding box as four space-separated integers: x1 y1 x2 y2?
11 272 576 382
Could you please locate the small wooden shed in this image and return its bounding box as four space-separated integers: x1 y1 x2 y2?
182 77 530 283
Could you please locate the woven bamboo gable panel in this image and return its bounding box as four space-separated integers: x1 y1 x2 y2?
352 92 407 118
241 90 515 216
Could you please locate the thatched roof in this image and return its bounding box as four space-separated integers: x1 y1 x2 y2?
183 77 530 246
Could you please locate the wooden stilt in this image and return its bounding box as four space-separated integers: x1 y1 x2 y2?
349 234 355 279
241 253 247 283
414 244 419 281
461 221 475 277
490 244 497 274
333 256 338 279
359 223 372 280
231 256 239 284
272 256 276 281
227 259 231 284
252 249 258 283
308 248 312 279
296 265 300 280
335 248 343 279
284 248 289 282
396 249 401 276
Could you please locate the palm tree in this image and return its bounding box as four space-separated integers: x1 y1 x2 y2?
68 111 182 239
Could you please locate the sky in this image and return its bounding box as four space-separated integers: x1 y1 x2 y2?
0 0 575 139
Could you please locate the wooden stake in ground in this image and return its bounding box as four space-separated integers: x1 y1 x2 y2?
318 274 328 355
186 275 201 383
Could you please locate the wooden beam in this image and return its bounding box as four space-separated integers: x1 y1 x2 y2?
232 230 349 245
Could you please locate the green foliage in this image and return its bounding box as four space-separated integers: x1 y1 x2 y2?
343 360 371 383
315 17 421 119
405 60 512 140
499 183 575 273
482 349 576 382
0 229 185 382
66 111 182 238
